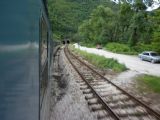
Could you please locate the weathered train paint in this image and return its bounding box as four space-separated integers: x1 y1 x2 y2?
0 0 48 120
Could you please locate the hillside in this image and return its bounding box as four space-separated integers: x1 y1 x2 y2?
47 0 118 39
48 0 160 53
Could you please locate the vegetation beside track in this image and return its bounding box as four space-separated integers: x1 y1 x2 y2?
48 0 160 54
70 45 127 72
104 42 138 55
77 42 152 55
136 75 160 93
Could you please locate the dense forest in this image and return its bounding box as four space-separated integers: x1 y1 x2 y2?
47 0 117 39
48 0 160 53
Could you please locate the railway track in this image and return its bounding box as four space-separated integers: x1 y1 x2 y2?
64 46 160 120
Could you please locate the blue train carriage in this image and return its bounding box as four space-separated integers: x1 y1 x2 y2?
0 0 54 120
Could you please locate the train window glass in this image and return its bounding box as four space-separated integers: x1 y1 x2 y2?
40 17 48 67
40 16 48 106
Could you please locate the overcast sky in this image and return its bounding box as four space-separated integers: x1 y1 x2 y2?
111 0 160 11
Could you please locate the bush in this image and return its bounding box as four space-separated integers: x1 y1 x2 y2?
79 42 96 48
152 40 160 54
71 34 83 43
71 46 128 72
105 42 137 55
136 75 160 93
134 43 153 53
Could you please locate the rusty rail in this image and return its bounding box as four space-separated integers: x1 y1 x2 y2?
64 46 160 120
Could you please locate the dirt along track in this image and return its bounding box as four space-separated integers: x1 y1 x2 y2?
64 46 160 120
50 47 97 120
74 43 160 77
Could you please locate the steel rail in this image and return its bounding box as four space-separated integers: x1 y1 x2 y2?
64 46 120 120
67 46 160 120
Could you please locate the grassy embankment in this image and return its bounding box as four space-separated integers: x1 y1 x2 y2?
80 42 155 55
136 75 160 93
70 45 127 72
79 42 96 48
104 43 138 55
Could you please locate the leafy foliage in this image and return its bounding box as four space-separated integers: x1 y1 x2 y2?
71 45 127 72
48 0 160 53
47 0 116 39
151 9 160 53
76 1 160 53
137 75 160 93
48 0 80 39
78 5 116 45
105 42 137 54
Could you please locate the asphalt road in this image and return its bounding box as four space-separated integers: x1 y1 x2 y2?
74 44 160 77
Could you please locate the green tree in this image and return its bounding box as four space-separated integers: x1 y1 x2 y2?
47 0 116 40
78 5 116 45
128 0 148 46
118 3 133 42
152 9 160 53
78 20 93 43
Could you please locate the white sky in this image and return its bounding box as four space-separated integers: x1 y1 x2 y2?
111 0 160 11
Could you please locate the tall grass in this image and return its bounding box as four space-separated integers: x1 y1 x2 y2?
71 46 127 72
79 42 95 48
105 42 158 55
137 75 160 93
105 42 137 55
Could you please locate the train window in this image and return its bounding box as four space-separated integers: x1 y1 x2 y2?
40 17 48 67
40 16 48 106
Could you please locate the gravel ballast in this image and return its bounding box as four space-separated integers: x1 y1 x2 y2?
50 48 96 120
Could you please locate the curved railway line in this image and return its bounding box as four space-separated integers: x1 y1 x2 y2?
64 45 160 120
